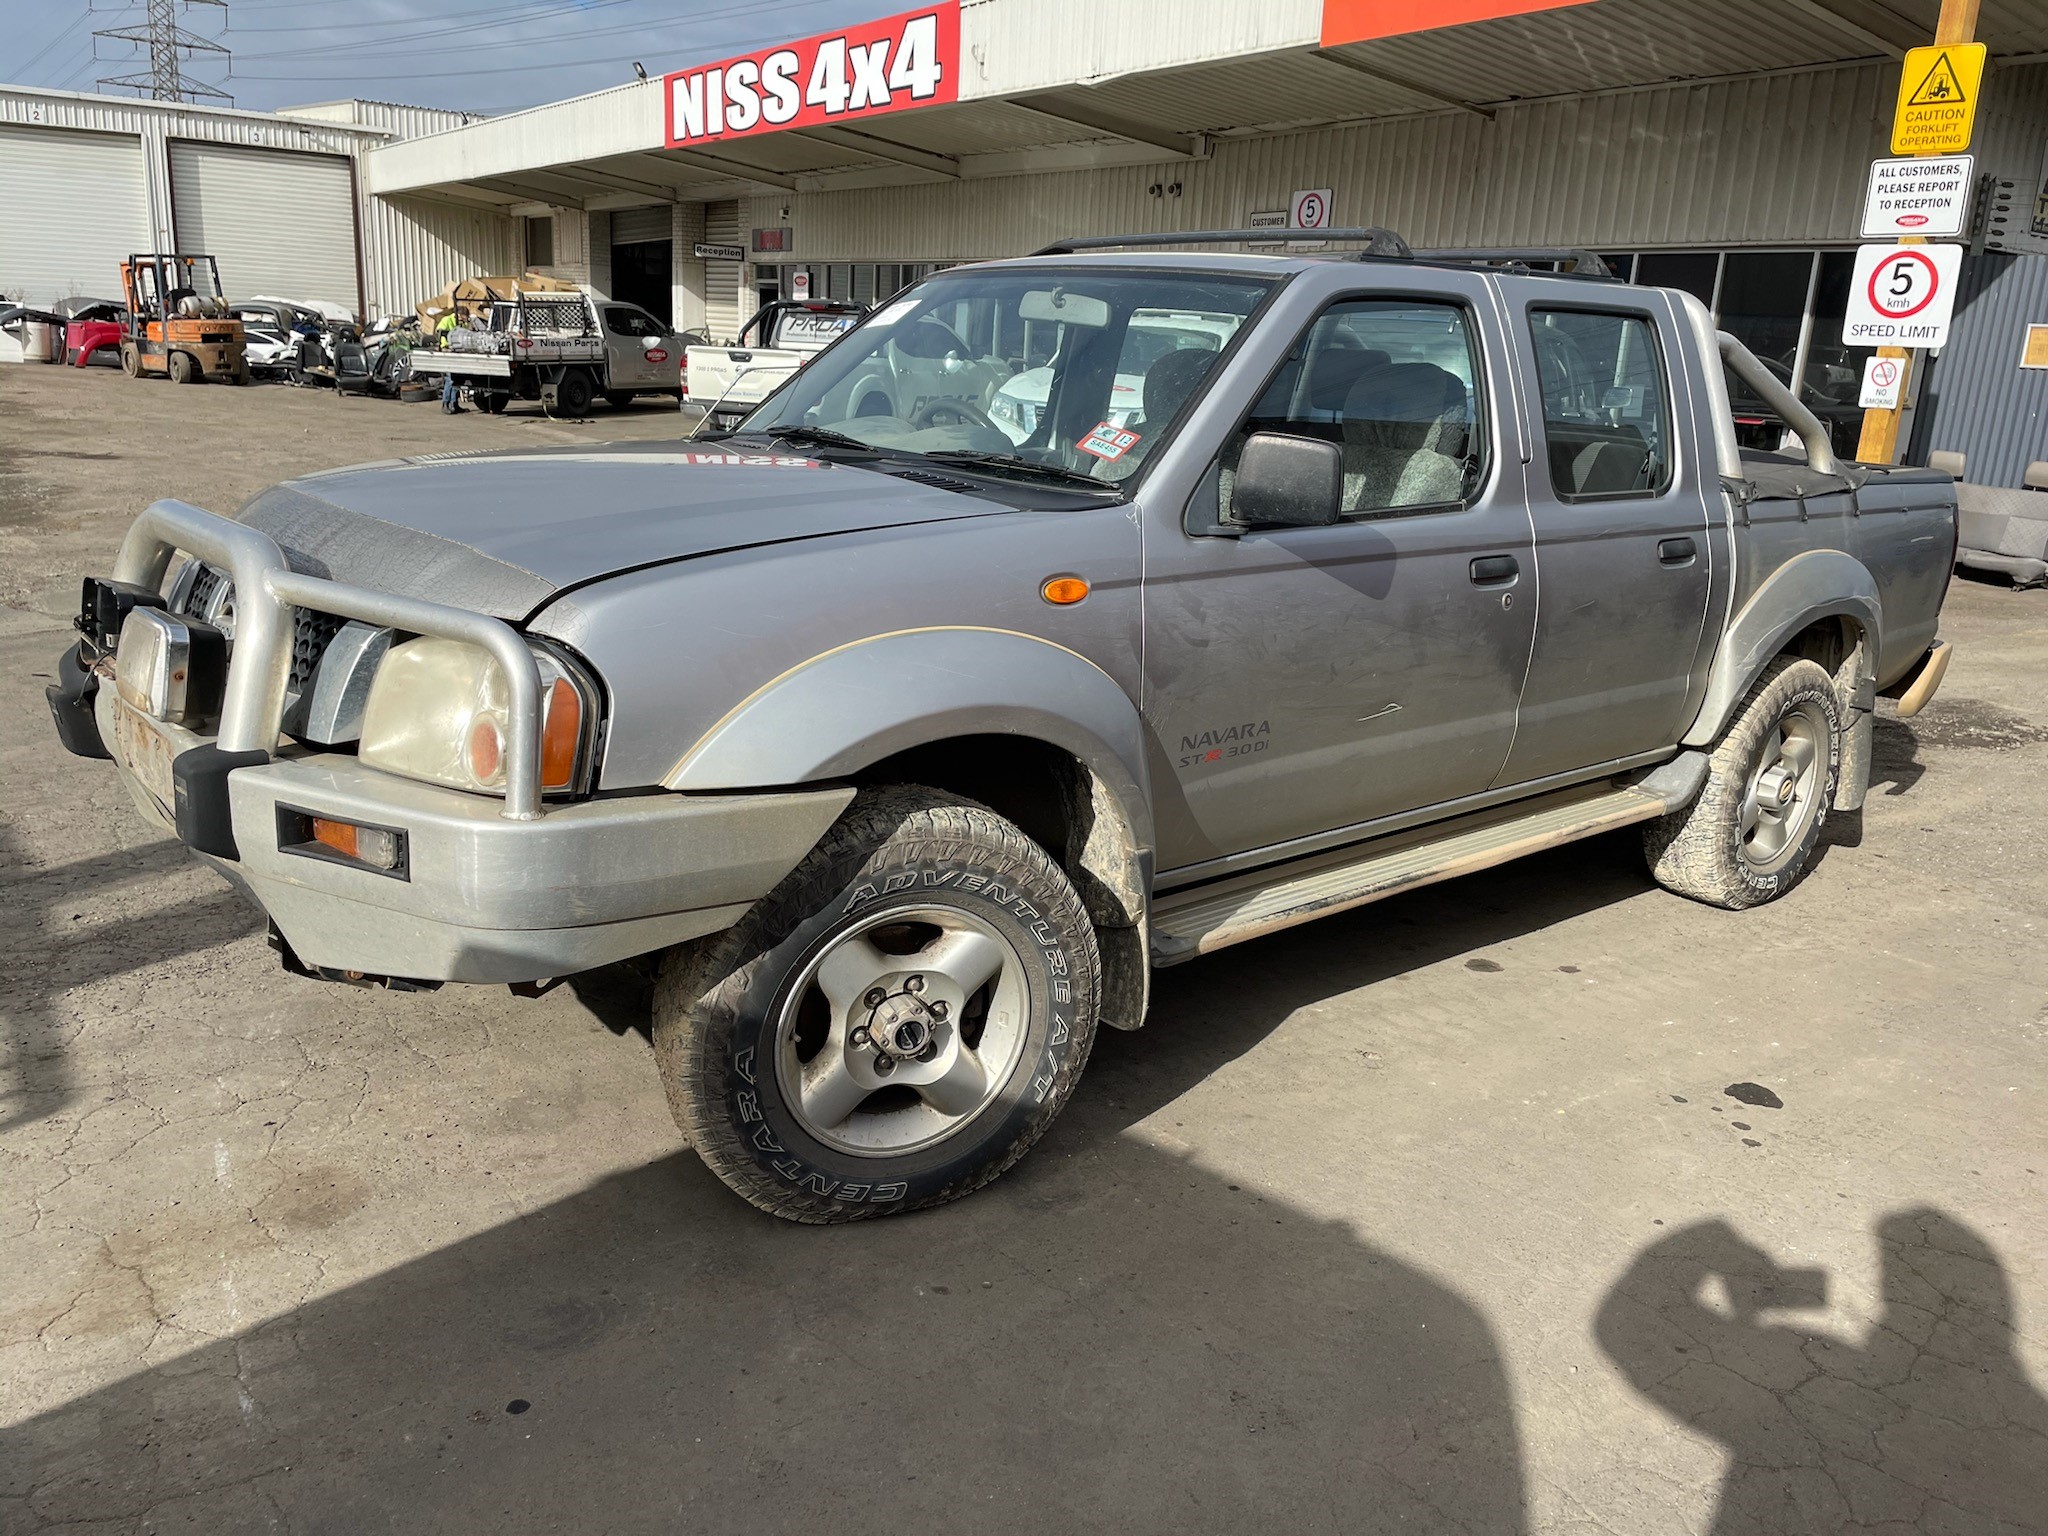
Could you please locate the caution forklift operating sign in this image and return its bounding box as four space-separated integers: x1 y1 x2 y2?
1891 42 1985 155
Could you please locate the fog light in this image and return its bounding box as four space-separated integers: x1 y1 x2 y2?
112 608 227 723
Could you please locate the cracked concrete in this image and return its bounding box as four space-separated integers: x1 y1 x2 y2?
4 367 2047 1533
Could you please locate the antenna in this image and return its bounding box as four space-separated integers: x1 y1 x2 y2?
95 0 232 106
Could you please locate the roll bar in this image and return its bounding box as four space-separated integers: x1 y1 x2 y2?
1717 331 1844 478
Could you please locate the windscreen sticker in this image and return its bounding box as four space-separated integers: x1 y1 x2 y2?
1076 422 1141 461
868 298 918 328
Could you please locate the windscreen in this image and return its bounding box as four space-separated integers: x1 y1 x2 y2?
740 268 1272 487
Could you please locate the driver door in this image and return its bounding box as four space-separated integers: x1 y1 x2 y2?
602 305 674 389
1143 278 1539 871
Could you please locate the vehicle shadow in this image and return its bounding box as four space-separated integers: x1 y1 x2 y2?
1868 711 1927 798
1 1148 1532 1533
0 823 261 1132
1595 1209 2048 1533
0 835 1674 1532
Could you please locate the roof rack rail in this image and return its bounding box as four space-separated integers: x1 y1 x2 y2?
1407 247 1618 279
1032 227 1414 259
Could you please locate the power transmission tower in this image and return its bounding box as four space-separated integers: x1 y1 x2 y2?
95 0 232 106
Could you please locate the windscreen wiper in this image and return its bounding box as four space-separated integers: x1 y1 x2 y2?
751 424 885 455
922 451 1115 490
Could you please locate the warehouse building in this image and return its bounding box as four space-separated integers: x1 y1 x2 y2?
6 0 2048 483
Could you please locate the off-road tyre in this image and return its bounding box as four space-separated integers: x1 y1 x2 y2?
1644 656 1841 910
653 787 1102 1223
554 367 594 416
168 351 198 385
604 390 636 410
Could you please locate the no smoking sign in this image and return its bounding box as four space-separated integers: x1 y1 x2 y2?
1843 241 1962 347
1859 355 1904 410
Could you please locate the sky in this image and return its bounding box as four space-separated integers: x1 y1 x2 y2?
7 0 889 115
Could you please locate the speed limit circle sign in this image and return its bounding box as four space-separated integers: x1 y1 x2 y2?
1843 242 1962 347
1290 188 1333 229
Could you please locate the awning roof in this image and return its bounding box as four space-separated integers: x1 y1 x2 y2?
363 0 2048 212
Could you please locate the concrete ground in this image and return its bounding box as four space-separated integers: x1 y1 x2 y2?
2 364 2045 1535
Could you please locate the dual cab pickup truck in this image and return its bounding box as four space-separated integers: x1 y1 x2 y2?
48 229 1956 1224
407 290 701 416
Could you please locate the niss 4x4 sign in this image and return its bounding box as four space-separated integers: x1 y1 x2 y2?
665 4 958 147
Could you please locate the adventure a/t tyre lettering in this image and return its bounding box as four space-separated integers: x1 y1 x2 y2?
652 786 1101 1223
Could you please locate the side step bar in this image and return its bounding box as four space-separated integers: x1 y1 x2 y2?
1150 780 1683 965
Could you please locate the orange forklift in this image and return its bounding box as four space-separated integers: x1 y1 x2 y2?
118 253 249 385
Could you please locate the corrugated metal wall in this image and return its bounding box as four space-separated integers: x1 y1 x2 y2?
757 62 2048 261
703 201 743 341
358 193 520 319
672 202 708 334
1915 253 2048 488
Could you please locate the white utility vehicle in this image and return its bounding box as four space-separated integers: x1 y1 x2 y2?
686 299 865 432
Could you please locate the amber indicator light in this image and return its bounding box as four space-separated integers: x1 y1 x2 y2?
311 818 359 859
1041 576 1090 606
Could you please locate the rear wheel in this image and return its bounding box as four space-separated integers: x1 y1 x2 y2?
1644 656 1841 909
604 390 636 410
554 368 594 416
653 787 1101 1223
168 351 198 385
479 390 509 414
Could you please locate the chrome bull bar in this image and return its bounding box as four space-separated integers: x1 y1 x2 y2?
112 498 548 821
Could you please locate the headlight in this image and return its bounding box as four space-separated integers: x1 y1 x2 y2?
357 636 597 796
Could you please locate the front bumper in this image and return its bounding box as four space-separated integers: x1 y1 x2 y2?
85 682 850 984
58 498 855 984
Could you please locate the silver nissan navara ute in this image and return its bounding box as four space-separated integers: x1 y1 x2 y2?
48 229 1958 1223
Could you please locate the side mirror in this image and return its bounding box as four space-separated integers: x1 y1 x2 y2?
1228 432 1343 529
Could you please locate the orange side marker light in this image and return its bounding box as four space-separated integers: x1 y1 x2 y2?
1041 576 1090 606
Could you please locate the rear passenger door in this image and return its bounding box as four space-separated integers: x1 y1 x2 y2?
1492 288 1715 786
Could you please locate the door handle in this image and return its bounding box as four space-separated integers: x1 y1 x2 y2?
1469 554 1519 585
1658 537 1697 565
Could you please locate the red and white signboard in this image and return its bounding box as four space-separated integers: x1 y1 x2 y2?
1843 242 1963 348
665 3 959 149
1320 0 1593 46
1290 188 1334 229
1861 155 1974 238
1858 355 1904 409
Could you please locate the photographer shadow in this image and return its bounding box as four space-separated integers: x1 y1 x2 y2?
1595 1209 2048 1533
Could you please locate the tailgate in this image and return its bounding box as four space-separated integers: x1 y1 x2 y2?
411 353 511 378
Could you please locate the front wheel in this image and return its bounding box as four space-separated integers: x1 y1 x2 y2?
120 343 140 377
653 787 1102 1223
1644 656 1841 909
604 390 636 410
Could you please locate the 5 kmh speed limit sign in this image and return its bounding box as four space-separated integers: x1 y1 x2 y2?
1843 241 1963 347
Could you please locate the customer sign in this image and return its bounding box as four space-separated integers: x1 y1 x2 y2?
665 4 958 149
1861 155 1974 238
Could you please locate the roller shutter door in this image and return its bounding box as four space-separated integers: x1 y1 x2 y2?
704 200 741 342
169 141 359 316
0 125 149 307
610 205 671 245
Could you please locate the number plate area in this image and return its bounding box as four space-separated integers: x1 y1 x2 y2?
112 697 182 816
